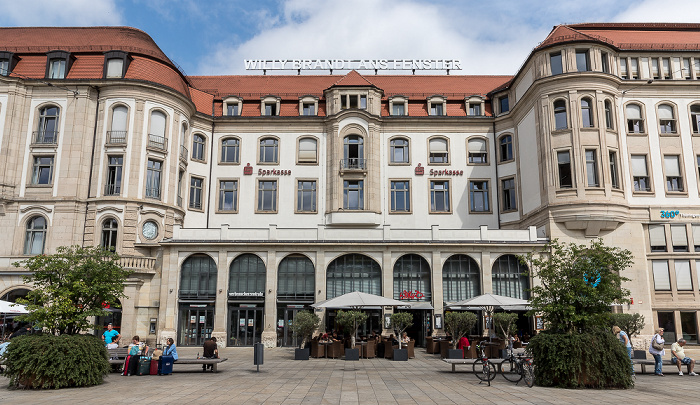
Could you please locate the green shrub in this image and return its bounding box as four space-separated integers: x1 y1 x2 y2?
3 334 110 389
444 311 478 349
493 313 518 338
608 313 645 337
527 331 633 389
291 311 321 349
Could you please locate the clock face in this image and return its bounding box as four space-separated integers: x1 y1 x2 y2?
142 221 158 240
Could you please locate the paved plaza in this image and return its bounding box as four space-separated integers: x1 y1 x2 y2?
2 346 700 404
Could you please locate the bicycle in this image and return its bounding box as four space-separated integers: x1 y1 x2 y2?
472 340 497 385
500 345 534 387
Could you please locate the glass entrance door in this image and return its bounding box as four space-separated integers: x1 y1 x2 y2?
277 306 314 347
229 306 263 346
178 305 214 346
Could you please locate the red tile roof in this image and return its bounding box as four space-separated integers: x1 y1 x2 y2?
538 23 700 51
330 70 377 88
190 87 214 115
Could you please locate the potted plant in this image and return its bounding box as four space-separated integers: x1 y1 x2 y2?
291 311 320 360
335 309 367 361
493 312 518 357
390 312 413 361
444 311 478 359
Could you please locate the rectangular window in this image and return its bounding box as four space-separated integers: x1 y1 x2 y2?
620 58 628 79
675 260 693 291
145 159 162 199
651 58 660 79
390 180 410 212
469 180 489 212
0 59 9 76
390 139 409 164
430 103 443 116
257 180 278 212
683 58 691 80
31 156 54 185
105 156 123 195
264 103 277 116
649 224 667 252
585 149 599 187
681 312 698 344
502 177 516 212
576 50 590 72
221 139 240 163
693 224 700 252
609 151 619 189
631 155 650 192
218 180 238 211
298 138 317 163
671 224 689 252
226 104 239 116
302 103 315 116
662 57 671 79
360 95 367 109
652 260 671 290
550 52 563 75
557 151 572 188
189 177 203 210
106 58 124 78
695 58 700 79
343 180 363 210
469 103 481 116
297 180 317 212
392 103 405 116
467 138 488 164
499 96 509 113
48 59 66 79
259 138 279 163
601 52 609 73
177 171 183 207
664 155 683 192
430 180 450 212
630 57 639 79
429 138 448 164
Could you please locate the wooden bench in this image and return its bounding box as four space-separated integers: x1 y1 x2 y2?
174 358 228 372
634 358 699 374
443 358 505 373
107 348 129 365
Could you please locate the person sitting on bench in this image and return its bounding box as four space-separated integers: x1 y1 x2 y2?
202 337 219 372
671 338 697 376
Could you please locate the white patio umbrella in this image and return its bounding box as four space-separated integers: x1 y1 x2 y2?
446 293 529 337
0 300 28 314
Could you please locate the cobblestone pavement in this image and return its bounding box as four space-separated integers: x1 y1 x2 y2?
2 346 700 404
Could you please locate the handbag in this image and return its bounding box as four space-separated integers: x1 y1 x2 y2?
651 335 664 351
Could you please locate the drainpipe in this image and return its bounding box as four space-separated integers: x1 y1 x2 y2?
83 86 100 246
492 119 501 228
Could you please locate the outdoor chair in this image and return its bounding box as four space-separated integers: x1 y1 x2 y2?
363 340 376 358
407 339 415 359
439 340 450 359
326 341 343 358
311 339 325 358
384 340 397 359
426 336 435 353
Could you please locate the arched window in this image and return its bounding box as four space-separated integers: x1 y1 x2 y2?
604 100 613 130
691 105 700 133
221 138 240 163
148 110 167 149
180 255 217 299
108 105 128 144
467 138 487 164
499 135 513 162
429 137 449 163
180 122 188 146
442 254 480 302
581 97 593 127
492 255 529 300
259 137 279 163
553 100 567 130
343 135 364 169
37 106 59 143
229 254 266 295
326 254 381 299
658 104 677 133
24 216 47 255
625 104 644 133
101 218 118 251
192 134 205 161
298 137 317 163
277 255 315 301
393 254 431 301
390 138 409 163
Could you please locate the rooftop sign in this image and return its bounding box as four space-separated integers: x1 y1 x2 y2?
244 59 462 71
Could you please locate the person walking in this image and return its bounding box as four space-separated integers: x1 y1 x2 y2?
649 328 665 376
613 325 633 375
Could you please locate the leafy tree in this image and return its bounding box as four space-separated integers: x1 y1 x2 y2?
608 313 645 337
291 311 321 349
521 239 633 333
13 245 132 335
444 311 478 349
335 309 368 348
389 312 413 349
493 312 518 339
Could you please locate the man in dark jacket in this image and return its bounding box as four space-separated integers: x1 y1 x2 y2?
202 337 219 372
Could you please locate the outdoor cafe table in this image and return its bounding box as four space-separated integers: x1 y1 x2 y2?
319 341 333 358
355 341 368 358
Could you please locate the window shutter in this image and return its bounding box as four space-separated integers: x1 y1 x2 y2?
649 225 666 247
652 260 671 290
626 104 641 119
664 156 680 177
631 155 648 176
658 105 674 119
106 58 123 78
468 138 487 152
675 260 692 290
693 225 700 246
149 111 166 137
298 138 317 161
430 138 447 153
671 225 688 246
111 106 128 132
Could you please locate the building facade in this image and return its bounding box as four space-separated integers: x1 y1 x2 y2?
2 23 700 346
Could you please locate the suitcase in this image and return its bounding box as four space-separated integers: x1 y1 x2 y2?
122 355 132 376
150 359 159 375
137 356 151 376
159 355 174 375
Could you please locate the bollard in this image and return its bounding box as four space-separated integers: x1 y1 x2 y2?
254 342 264 372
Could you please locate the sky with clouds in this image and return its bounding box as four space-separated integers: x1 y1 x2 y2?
1 0 699 76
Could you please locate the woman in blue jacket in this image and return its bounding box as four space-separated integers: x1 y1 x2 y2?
163 337 178 361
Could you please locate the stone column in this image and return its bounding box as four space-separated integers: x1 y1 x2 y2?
480 251 492 336
382 250 393 335
121 281 140 341
431 250 443 337
212 248 229 346
261 250 278 347
157 246 178 344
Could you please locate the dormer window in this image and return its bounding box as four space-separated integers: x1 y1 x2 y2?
340 94 367 110
389 96 408 116
298 96 318 116
45 51 73 79
0 52 19 77
428 96 446 116
103 51 131 79
224 96 243 116
261 96 280 116
466 96 485 116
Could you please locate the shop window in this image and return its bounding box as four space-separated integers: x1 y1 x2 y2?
442 255 480 302
680 312 698 344
229 254 266 295
326 254 381 299
652 260 671 290
393 254 431 301
277 255 315 301
649 224 667 252
657 311 676 342
180 255 217 299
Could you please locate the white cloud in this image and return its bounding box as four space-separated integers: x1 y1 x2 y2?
0 0 122 26
614 0 700 22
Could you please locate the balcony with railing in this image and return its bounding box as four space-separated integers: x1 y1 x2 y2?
340 158 367 170
119 255 156 274
31 130 58 145
106 130 127 145
104 183 121 196
147 134 168 151
179 145 188 164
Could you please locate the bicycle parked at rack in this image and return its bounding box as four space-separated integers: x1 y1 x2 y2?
473 340 497 384
500 344 535 387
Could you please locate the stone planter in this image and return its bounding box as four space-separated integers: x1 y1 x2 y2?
294 348 310 360
393 348 408 361
448 349 464 359
345 348 360 361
